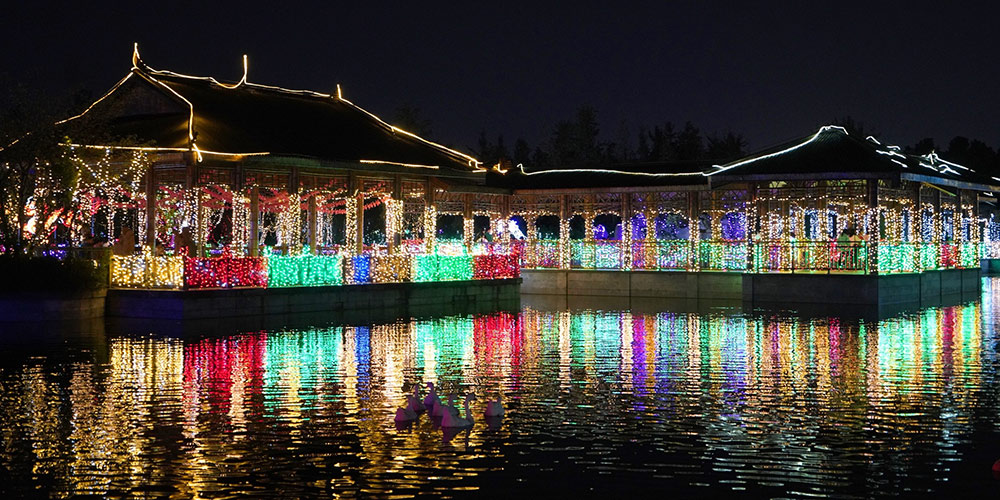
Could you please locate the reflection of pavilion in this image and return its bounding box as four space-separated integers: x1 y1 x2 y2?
4 301 990 497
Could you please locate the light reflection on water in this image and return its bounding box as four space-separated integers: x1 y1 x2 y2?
3 282 1000 497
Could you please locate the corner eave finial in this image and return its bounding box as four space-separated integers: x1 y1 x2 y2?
336 84 343 100
241 54 248 85
131 42 145 70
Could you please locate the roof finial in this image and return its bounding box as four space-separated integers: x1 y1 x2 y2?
336 84 343 99
240 54 248 85
131 42 144 69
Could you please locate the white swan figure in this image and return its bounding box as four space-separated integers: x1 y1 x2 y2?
433 393 459 417
441 394 477 428
394 395 418 422
423 382 439 411
408 385 424 413
485 395 504 417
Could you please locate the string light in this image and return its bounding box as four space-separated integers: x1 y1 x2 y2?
423 206 437 254
348 255 371 284
472 254 520 279
110 249 184 288
384 199 402 253
184 254 268 288
49 52 995 288
267 253 343 287
370 254 411 283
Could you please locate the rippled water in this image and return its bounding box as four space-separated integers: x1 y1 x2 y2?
3 282 1000 498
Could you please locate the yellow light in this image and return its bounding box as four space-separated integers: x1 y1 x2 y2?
359 159 439 170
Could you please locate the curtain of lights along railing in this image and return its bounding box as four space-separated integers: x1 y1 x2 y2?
49 148 992 289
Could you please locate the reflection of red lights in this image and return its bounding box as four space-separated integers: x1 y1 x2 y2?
473 312 524 382
941 307 955 380
183 334 267 415
828 318 842 377
631 314 653 386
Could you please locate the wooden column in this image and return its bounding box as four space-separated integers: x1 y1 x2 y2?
585 195 595 244
307 195 318 254
559 195 569 269
747 184 756 272
933 185 941 245
144 168 156 249
288 167 300 251
818 183 827 239
249 186 260 257
389 175 402 253
463 193 474 253
867 179 879 274
424 179 436 253
355 191 365 255
500 195 510 243
185 161 201 256
688 191 699 270
971 190 980 242
622 194 632 270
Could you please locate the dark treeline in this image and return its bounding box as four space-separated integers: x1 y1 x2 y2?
904 136 1000 172
830 116 1000 173
447 108 1000 173
464 106 750 171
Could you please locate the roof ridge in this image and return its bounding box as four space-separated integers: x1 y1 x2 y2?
130 44 481 169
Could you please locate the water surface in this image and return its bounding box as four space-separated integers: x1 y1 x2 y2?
3 283 1000 498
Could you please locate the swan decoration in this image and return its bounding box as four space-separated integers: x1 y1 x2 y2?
433 393 460 417
408 384 424 413
507 220 527 240
441 394 477 428
485 395 504 418
394 395 419 423
423 382 439 412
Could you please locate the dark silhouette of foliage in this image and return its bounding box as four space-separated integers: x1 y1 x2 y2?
906 138 937 155
392 103 433 137
830 116 879 139
705 132 749 163
549 106 602 168
476 105 749 170
673 122 704 161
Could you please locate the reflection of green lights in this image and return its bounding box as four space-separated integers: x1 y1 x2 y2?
414 318 474 379
920 309 938 373
961 305 977 364
594 313 622 375
263 327 343 412
569 314 589 370
655 313 689 383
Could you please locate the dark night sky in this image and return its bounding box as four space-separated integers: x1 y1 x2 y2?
2 2 998 158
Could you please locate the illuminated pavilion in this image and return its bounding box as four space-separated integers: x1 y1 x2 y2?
60 46 517 289
55 47 999 307
501 125 994 275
